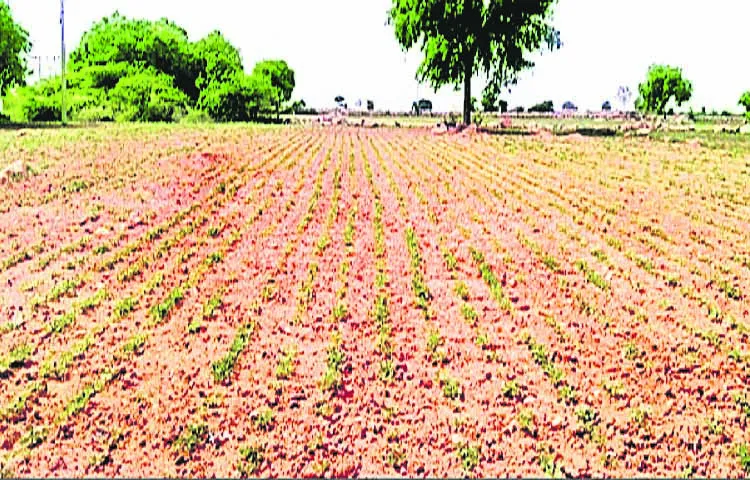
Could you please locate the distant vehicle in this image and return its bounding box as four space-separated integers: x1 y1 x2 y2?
412 99 433 115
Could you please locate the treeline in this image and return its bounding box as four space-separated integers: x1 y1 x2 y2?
3 13 296 123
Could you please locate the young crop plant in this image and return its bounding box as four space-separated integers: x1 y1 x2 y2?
426 329 447 365
378 359 395 383
518 408 537 437
461 303 479 326
455 441 480 473
470 247 512 311
320 331 346 392
454 281 470 300
174 422 209 456
148 286 184 326
275 345 297 380
438 370 462 401
212 321 256 383
0 343 33 373
253 407 275 432
237 442 265 476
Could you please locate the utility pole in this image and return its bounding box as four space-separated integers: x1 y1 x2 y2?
60 0 67 124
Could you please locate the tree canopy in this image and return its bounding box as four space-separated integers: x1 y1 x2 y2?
4 13 295 123
388 0 560 125
0 2 31 96
636 65 692 118
739 91 750 120
252 60 295 119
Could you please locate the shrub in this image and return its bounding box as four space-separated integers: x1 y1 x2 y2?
109 69 189 122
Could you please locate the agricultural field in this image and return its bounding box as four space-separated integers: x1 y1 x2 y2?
0 124 749 477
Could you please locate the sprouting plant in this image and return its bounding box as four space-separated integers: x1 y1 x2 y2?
630 405 652 427
455 442 480 473
501 380 520 399
174 423 208 454
122 333 148 355
253 407 275 431
439 371 462 401
558 385 578 405
332 301 348 322
237 443 264 476
454 281 470 300
275 346 297 380
379 359 395 383
601 378 625 398
461 303 478 326
518 408 537 436
736 443 750 474
575 405 599 437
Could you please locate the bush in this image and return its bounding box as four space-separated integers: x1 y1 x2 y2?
109 69 189 122
176 107 213 124
198 72 272 122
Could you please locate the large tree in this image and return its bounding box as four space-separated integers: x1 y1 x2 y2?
0 2 31 96
388 0 560 125
252 60 295 119
636 65 692 118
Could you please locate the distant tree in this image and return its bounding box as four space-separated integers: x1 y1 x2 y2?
290 99 306 114
367 99 375 112
0 2 31 96
635 65 692 118
513 106 524 113
602 100 612 111
252 60 295 119
498 99 508 113
198 71 272 122
616 86 632 111
739 91 750 120
412 98 432 115
528 100 553 113
192 31 244 89
388 0 561 125
562 101 577 111
70 13 199 100
109 68 189 122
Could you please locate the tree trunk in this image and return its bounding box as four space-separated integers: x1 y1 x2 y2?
463 61 472 126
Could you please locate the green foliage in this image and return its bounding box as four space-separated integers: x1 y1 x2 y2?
740 91 750 121
198 71 272 122
252 59 295 118
212 322 255 382
636 64 692 116
5 12 294 123
388 0 560 124
529 100 554 113
0 2 31 96
109 69 188 121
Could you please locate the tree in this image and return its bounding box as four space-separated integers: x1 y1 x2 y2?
70 13 199 100
0 2 31 97
367 99 375 112
528 100 553 113
198 72 272 122
616 86 632 112
192 31 244 89
562 101 577 111
388 0 560 125
635 65 692 118
109 69 189 122
602 100 612 111
739 91 750 120
252 60 295 119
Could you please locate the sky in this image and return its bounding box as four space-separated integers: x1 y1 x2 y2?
6 0 750 113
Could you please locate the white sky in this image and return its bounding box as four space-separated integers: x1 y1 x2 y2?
6 0 750 112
